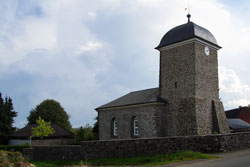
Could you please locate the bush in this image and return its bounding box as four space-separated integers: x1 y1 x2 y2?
0 143 30 153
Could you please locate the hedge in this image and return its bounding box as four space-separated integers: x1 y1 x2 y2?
0 143 30 152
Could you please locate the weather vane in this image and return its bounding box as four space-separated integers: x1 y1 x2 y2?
185 4 192 23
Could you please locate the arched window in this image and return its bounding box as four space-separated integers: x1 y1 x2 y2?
111 118 118 137
133 117 139 136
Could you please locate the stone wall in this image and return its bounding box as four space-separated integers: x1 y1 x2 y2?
32 139 74 146
24 132 250 161
98 103 166 140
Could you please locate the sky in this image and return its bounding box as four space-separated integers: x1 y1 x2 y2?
0 0 250 128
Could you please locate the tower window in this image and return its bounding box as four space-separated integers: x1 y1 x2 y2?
175 82 177 89
132 117 139 136
111 118 118 137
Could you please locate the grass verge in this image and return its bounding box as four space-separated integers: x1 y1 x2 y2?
31 151 217 167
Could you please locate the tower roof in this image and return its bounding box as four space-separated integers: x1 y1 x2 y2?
156 21 221 49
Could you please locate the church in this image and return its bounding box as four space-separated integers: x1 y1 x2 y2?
96 14 230 140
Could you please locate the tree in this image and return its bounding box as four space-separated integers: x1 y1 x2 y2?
0 92 17 144
74 124 95 143
27 99 72 131
81 124 95 141
74 126 85 143
31 116 55 139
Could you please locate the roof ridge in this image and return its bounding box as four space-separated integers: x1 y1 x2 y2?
129 87 158 93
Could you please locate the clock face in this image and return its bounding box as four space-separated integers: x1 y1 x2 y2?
204 46 210 56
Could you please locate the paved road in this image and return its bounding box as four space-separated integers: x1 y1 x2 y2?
164 149 250 167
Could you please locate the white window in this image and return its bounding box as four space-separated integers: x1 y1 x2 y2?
113 119 118 136
133 118 139 136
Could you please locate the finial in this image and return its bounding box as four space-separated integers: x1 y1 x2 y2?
187 13 191 23
185 4 192 23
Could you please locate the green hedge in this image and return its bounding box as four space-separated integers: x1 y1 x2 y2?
0 143 30 152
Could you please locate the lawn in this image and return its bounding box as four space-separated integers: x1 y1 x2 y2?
30 151 217 167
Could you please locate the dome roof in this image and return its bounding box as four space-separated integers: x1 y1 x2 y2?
156 22 220 49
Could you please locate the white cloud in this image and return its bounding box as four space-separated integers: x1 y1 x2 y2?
219 67 250 94
219 67 250 109
75 42 103 54
227 99 250 108
0 16 57 67
87 12 96 19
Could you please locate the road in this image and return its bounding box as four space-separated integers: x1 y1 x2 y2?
162 149 250 167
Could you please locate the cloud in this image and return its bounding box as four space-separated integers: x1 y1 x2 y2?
87 12 96 19
0 0 113 128
219 67 250 109
227 99 250 108
75 42 103 54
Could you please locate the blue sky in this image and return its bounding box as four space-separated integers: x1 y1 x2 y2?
0 0 250 128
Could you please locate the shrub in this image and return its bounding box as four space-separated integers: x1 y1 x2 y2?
0 143 30 153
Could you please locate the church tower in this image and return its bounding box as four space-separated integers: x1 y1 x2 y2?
156 15 230 136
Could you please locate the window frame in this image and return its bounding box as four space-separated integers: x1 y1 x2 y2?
111 118 118 137
132 117 139 137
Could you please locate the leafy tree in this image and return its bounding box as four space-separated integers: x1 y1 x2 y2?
82 124 95 141
74 126 85 143
74 124 96 143
31 116 55 139
0 92 17 144
27 99 72 131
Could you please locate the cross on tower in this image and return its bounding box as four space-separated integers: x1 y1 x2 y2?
185 4 192 23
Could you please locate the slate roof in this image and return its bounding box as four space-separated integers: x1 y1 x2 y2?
156 22 221 49
227 119 250 129
9 124 74 139
225 107 248 119
96 88 166 110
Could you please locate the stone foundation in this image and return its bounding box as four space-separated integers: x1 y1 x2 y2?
24 132 250 161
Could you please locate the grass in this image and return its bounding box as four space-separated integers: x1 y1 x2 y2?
31 151 217 167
